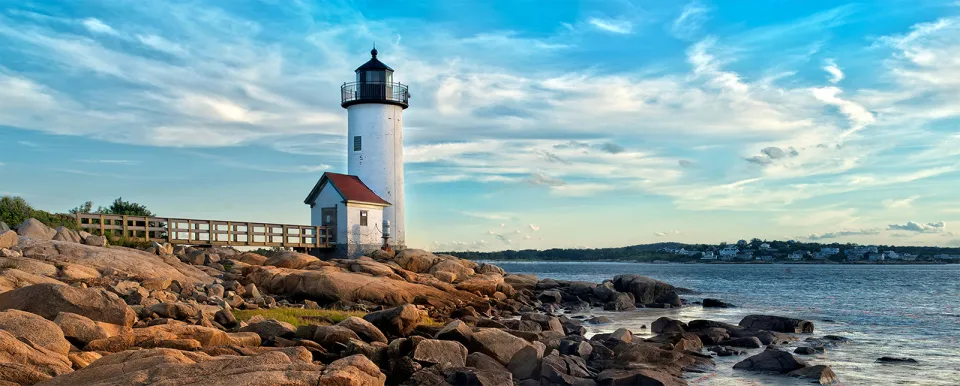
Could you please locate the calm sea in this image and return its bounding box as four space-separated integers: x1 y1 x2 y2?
488 261 960 385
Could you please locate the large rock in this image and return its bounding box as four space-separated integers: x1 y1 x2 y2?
412 339 468 367
0 283 136 327
264 251 320 269
733 349 808 373
394 249 442 273
470 328 532 365
338 316 388 344
651 317 686 334
788 365 838 384
127 324 258 350
448 367 513 386
37 347 323 386
319 354 387 386
652 291 682 308
739 315 814 333
506 344 541 380
16 238 214 284
0 269 65 293
16 218 56 240
603 292 636 311
239 317 296 341
0 230 17 249
456 274 509 297
312 326 362 347
236 252 268 266
540 353 594 385
0 309 71 356
429 260 474 282
248 266 477 308
0 329 72 384
362 304 421 337
612 274 676 305
596 368 686 386
51 227 83 244
53 312 110 347
435 320 473 346
503 274 539 291
0 222 9 233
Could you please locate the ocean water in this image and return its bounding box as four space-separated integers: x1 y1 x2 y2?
489 261 960 385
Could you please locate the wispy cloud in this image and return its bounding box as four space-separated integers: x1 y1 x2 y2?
81 18 117 36
882 196 920 209
806 228 882 240
823 59 844 84
672 1 710 39
461 211 513 221
587 17 633 34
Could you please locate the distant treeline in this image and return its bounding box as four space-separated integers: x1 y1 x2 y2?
446 240 960 262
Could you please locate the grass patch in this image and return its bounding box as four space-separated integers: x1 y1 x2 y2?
232 308 368 327
231 307 442 328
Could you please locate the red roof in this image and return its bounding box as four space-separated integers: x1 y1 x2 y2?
304 172 391 206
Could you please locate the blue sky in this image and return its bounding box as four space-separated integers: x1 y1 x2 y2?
1 0 959 251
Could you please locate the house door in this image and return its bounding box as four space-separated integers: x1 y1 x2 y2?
321 207 337 243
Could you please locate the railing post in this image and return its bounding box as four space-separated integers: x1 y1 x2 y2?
187 220 192 242
167 218 173 244
227 221 232 245
99 214 105 236
246 223 253 246
316 226 321 247
122 215 128 239
209 220 215 244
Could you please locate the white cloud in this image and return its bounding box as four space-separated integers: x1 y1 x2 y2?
824 59 844 83
137 34 187 56
806 228 882 240
81 18 117 35
888 221 946 233
654 232 667 237
882 195 920 209
528 224 540 231
588 18 633 34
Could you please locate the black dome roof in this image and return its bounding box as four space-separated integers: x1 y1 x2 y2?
355 48 393 72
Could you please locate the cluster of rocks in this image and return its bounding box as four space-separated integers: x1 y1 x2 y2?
0 218 843 385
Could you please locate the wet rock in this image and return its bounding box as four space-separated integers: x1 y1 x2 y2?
538 290 562 304
876 356 918 364
794 346 818 355
708 346 744 356
652 291 682 308
702 298 733 308
651 317 687 334
586 316 613 325
788 364 838 384
412 339 468 367
0 283 136 327
603 292 636 311
608 328 633 344
612 274 676 305
560 340 593 358
733 349 808 373
724 336 763 349
738 315 814 333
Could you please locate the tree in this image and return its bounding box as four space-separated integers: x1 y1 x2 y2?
69 201 94 214
101 197 153 217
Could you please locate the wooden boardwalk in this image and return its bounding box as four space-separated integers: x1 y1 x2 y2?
75 213 332 249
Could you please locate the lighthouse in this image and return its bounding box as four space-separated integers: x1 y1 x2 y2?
305 47 408 257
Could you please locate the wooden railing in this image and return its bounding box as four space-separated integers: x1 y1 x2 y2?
74 213 332 248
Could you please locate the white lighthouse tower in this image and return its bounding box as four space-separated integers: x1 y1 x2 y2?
340 47 408 248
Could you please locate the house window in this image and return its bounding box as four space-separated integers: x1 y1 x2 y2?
360 210 368 226
354 136 362 151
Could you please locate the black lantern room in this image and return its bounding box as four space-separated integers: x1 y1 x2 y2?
341 48 409 109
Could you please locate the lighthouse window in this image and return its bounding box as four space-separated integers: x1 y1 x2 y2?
353 136 361 151
359 210 368 226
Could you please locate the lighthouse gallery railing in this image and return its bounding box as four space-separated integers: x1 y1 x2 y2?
341 81 409 107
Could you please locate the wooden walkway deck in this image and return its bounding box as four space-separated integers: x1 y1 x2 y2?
75 213 332 249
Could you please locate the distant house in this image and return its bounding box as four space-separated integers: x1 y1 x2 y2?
737 250 754 260
868 253 884 261
700 251 717 260
883 251 899 260
821 247 840 255
788 251 805 260
759 243 771 250
719 247 739 260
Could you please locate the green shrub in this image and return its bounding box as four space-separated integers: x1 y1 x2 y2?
231 308 368 327
0 196 79 231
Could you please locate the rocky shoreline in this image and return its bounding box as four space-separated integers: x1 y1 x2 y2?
0 218 842 385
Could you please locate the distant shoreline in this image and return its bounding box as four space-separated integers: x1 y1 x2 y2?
472 258 955 265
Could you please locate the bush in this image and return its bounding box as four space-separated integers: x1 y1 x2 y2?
0 196 79 231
